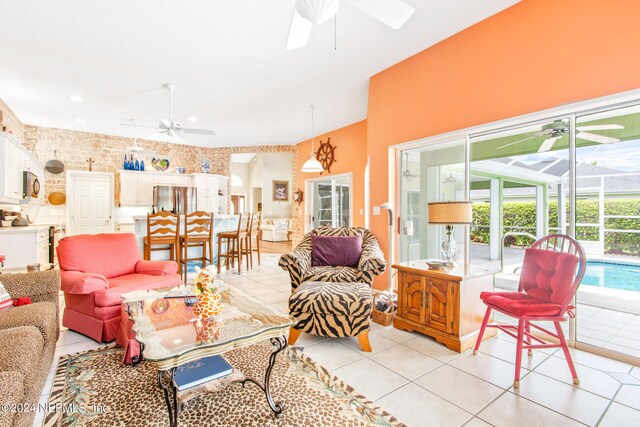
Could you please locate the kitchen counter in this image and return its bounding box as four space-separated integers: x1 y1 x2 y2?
0 225 52 234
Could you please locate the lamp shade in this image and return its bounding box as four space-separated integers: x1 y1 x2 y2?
301 155 324 173
428 201 472 224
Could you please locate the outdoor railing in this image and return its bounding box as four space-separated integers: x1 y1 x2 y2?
500 231 537 273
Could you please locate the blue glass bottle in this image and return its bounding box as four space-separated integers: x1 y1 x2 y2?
123 154 128 170
140 160 145 171
134 159 140 171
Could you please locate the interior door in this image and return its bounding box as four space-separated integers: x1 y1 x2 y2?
70 175 113 235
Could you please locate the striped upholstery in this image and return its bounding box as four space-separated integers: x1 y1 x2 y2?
289 281 372 338
280 227 384 339
279 226 386 290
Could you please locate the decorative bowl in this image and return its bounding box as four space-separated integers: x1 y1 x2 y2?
151 158 170 172
425 259 453 270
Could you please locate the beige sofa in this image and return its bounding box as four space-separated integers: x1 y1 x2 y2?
261 218 291 242
0 270 60 427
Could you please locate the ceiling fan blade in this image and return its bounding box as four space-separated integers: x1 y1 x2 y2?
538 136 561 153
286 9 313 50
577 132 620 144
119 122 158 130
182 128 216 136
344 0 415 29
103 147 125 152
576 124 624 131
496 135 539 150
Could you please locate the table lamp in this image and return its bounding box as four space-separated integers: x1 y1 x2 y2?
427 201 472 265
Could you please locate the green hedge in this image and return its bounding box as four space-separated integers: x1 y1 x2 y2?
470 200 640 256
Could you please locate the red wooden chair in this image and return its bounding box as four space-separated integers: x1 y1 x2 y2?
473 234 586 388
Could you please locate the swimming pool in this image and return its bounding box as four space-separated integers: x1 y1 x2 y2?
582 261 640 292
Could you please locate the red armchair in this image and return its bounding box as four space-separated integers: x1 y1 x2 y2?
57 233 181 342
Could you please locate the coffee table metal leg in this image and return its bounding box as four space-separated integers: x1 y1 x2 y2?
237 335 287 417
158 367 179 427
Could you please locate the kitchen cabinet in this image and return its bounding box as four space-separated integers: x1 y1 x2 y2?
119 172 155 206
0 226 51 269
1 135 24 203
393 262 498 352
193 174 228 214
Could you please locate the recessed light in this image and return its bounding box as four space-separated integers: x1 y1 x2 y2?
187 116 198 122
68 95 82 102
75 118 86 124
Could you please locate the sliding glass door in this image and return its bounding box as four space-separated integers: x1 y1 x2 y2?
397 98 640 364
309 174 352 230
573 105 640 359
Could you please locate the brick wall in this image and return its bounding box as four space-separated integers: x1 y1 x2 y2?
22 125 297 203
0 98 24 143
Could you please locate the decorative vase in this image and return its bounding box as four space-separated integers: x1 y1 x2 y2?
134 159 140 171
201 159 210 174
140 160 145 171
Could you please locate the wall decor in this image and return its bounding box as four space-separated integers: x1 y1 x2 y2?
272 180 289 201
315 137 336 174
293 189 304 205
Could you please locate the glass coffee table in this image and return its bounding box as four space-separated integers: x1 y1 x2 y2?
122 284 292 427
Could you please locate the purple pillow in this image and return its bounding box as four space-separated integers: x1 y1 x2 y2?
311 235 363 268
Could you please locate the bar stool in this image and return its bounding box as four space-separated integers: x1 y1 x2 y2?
248 212 261 268
144 211 180 270
178 211 213 282
217 213 250 274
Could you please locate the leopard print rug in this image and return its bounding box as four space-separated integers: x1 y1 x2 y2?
44 343 405 427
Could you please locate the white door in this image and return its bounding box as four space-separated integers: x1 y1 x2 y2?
70 175 114 235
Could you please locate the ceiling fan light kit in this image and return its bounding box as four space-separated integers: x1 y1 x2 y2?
301 104 325 173
496 119 624 153
296 0 339 24
287 0 415 50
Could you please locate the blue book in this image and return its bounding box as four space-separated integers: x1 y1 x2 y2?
173 355 234 391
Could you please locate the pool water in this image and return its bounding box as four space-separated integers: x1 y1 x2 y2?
582 261 640 292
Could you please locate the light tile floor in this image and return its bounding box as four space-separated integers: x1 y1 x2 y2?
35 253 640 427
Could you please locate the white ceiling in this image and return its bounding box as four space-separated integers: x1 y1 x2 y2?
0 0 519 147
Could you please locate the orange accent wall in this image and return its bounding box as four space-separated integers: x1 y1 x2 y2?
363 0 640 289
296 120 367 233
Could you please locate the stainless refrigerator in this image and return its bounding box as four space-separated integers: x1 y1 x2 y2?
153 186 197 214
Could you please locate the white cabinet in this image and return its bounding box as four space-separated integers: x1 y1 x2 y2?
119 171 155 206
37 228 50 265
0 133 44 204
120 171 195 206
193 174 228 214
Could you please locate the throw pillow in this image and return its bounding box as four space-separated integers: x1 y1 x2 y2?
311 235 363 268
0 281 13 310
519 248 579 304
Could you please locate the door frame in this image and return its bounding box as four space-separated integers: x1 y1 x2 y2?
304 172 354 233
66 170 115 235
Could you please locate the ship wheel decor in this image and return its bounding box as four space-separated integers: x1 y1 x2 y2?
315 137 336 174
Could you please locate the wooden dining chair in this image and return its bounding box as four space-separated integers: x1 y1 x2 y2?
217 213 250 274
178 211 213 282
144 211 180 271
248 212 261 268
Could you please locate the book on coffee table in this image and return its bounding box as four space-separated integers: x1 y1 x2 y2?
173 355 234 391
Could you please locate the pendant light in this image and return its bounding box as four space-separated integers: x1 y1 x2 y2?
301 104 324 173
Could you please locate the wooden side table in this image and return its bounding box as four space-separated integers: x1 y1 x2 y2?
392 262 498 353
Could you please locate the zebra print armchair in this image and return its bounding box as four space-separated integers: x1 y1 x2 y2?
279 227 386 351
278 226 387 291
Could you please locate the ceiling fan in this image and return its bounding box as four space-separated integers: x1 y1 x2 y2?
121 84 216 143
104 120 155 155
496 120 624 153
286 0 415 50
